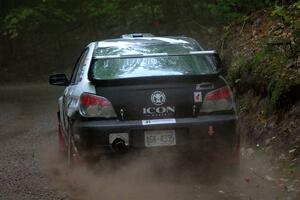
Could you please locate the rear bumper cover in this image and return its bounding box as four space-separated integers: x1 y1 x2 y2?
73 115 239 155
74 115 236 130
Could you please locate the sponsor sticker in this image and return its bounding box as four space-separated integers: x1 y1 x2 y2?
194 92 202 103
151 91 166 106
196 83 214 90
142 118 176 126
143 106 175 116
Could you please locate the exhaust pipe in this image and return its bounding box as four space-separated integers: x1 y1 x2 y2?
112 138 128 153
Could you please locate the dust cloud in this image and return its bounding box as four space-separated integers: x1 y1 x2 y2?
39 144 231 200
38 141 300 200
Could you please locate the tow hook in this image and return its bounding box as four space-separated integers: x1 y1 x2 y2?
208 125 214 136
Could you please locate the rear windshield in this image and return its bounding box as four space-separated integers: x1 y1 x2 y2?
90 43 219 80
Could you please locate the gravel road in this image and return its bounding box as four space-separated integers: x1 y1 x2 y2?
0 85 299 200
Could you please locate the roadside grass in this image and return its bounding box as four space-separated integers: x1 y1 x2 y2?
224 2 300 109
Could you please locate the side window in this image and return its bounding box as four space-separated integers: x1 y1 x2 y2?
70 49 89 84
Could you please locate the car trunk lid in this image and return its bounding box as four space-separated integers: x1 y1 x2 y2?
93 75 222 120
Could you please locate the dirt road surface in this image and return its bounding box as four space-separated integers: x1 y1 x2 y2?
0 85 299 200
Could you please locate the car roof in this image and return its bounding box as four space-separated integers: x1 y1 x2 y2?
94 34 203 51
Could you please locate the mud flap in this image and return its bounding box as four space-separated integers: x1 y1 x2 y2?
58 123 67 153
67 132 83 167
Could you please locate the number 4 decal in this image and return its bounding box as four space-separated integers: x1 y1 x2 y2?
194 92 202 103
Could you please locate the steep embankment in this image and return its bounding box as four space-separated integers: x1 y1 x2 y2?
223 3 300 170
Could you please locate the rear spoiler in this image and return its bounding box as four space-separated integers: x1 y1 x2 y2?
93 50 218 60
89 74 221 87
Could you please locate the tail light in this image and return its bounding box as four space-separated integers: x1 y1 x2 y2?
79 93 117 118
200 86 234 113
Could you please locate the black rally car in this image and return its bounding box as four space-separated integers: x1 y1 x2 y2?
49 33 239 166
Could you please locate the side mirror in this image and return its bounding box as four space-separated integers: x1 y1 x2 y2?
49 74 70 86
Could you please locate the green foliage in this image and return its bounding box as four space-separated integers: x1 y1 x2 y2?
3 7 42 39
0 0 219 41
2 0 77 39
228 45 300 107
208 0 243 21
272 5 285 17
272 5 292 24
83 0 121 18
208 0 274 21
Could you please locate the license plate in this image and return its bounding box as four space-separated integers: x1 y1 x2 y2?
144 130 176 147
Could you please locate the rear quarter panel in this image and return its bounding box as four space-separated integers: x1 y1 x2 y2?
66 43 96 119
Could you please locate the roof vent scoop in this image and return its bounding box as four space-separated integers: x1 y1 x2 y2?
121 33 154 39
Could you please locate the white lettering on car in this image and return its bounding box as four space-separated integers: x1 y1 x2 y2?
143 106 175 116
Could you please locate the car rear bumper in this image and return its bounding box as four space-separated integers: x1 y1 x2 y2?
72 114 239 157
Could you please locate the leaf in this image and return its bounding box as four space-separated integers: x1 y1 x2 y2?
293 20 300 29
272 6 285 17
296 1 300 9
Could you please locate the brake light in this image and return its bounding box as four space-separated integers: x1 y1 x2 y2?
205 86 231 101
200 86 234 113
79 93 117 118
